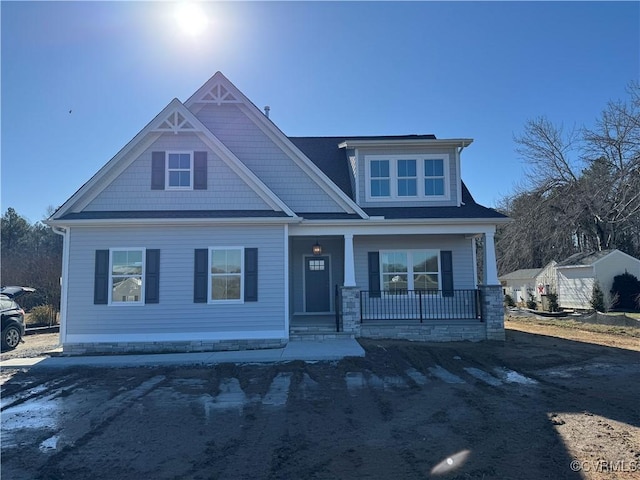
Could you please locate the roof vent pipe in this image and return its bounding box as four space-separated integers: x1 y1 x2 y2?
264 106 270 118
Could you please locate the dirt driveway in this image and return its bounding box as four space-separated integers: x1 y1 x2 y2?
2 328 639 480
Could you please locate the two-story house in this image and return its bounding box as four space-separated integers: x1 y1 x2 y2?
47 72 508 354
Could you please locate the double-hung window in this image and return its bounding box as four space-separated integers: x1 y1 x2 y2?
167 152 193 189
366 155 449 200
210 247 244 302
424 159 445 196
381 250 439 293
397 159 417 197
110 249 145 304
370 159 390 197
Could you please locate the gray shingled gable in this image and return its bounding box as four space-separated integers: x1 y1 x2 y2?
556 250 616 267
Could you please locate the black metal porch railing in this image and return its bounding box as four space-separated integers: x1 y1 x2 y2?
360 289 482 322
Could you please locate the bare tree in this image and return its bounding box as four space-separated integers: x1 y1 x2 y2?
498 83 640 274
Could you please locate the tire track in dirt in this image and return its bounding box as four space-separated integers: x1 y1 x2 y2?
33 375 167 479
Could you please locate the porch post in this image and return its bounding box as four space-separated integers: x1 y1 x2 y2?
481 229 505 340
343 233 356 287
483 230 499 285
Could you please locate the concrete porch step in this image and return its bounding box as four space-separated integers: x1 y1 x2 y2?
289 331 356 341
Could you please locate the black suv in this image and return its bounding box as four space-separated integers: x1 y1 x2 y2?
1 286 35 350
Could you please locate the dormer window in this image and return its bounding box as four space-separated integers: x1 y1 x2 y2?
370 159 390 197
397 159 417 197
424 159 445 196
366 154 449 201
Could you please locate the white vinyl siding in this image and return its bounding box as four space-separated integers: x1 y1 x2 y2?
65 225 286 340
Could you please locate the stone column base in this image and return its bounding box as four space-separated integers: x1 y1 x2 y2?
340 286 361 338
480 285 505 341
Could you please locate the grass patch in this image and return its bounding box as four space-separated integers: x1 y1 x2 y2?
506 314 640 338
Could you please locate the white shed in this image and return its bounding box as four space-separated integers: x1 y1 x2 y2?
499 268 542 304
556 250 640 310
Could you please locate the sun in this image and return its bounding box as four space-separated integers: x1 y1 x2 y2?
174 2 208 37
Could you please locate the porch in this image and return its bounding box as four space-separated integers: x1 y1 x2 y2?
287 230 504 341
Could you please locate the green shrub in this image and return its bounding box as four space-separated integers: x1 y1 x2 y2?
26 305 58 327
610 272 640 311
546 292 559 312
526 295 537 310
590 282 605 312
504 294 516 307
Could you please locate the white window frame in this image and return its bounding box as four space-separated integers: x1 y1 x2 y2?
369 159 391 198
208 246 244 304
108 248 146 306
166 151 194 190
380 249 441 293
365 154 450 201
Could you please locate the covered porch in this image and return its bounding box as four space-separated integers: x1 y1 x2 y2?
288 226 503 340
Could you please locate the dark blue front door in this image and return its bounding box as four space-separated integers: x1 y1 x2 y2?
305 256 330 312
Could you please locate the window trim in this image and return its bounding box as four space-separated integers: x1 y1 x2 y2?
208 246 245 304
379 249 441 293
165 151 194 190
108 247 146 306
365 154 450 201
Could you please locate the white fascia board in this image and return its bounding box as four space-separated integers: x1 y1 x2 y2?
50 99 182 219
556 264 596 270
56 97 297 219
338 138 474 149
289 220 501 236
46 216 302 228
164 103 297 217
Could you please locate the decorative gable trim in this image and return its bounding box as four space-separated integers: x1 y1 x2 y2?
185 72 369 219
153 110 197 134
190 80 242 105
51 98 297 220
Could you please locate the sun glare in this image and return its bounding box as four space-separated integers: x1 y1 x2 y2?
174 2 208 37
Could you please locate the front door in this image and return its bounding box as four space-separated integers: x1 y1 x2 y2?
304 256 331 312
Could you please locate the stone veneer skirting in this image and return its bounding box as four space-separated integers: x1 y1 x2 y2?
361 323 486 342
62 338 287 356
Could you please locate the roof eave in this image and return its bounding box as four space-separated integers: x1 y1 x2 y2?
45 217 302 227
338 138 474 149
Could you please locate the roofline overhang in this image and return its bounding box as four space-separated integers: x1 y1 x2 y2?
338 138 474 149
45 216 303 228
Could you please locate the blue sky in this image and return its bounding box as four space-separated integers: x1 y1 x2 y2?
2 1 638 223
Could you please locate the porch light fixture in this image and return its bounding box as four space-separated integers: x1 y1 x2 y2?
312 240 322 256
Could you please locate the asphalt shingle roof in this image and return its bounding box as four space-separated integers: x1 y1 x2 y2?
290 136 507 221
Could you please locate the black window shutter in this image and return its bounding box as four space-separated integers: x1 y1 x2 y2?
194 249 208 303
194 151 207 190
145 249 160 304
441 250 454 297
94 250 109 304
244 248 258 302
368 252 381 298
151 152 165 190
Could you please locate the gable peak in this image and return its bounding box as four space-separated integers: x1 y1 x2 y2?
151 99 198 134
187 71 242 106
